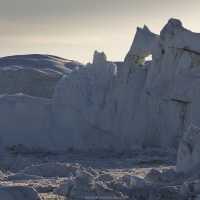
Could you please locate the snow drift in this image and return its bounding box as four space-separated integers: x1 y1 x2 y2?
1 19 200 151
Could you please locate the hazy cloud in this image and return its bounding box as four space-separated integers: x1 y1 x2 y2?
1 0 200 62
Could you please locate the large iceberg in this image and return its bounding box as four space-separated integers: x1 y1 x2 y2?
0 19 200 151
0 54 84 99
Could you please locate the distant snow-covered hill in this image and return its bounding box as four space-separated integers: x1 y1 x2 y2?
0 54 84 98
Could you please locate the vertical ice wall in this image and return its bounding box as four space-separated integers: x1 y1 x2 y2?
0 19 200 151
51 18 200 151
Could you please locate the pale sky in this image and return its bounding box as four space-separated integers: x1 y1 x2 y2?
1 0 200 63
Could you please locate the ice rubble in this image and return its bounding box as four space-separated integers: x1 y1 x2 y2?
1 18 200 152
0 186 40 200
0 137 9 159
6 173 44 181
176 124 200 175
0 54 84 98
53 170 124 199
22 162 80 177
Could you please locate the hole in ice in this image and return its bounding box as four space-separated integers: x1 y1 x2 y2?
145 55 152 61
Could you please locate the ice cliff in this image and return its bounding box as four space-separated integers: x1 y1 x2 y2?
1 18 200 151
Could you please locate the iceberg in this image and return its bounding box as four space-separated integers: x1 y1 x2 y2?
1 19 200 152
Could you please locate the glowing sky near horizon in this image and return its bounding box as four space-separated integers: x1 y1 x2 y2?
1 0 200 63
